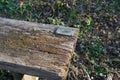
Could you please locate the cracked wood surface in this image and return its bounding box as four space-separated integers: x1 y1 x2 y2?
0 17 79 80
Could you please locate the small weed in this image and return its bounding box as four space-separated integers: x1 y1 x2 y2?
81 36 107 59
48 17 65 26
0 70 13 80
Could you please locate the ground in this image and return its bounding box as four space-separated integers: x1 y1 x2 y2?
0 0 120 80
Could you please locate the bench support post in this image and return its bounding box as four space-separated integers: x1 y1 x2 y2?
22 75 39 80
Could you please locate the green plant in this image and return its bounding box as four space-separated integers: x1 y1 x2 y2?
0 70 13 80
81 37 107 59
49 17 65 26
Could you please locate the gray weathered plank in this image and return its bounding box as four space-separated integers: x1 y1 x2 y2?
0 17 79 80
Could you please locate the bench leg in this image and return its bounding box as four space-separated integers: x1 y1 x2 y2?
22 75 39 80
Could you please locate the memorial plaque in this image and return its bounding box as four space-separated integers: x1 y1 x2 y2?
55 27 75 36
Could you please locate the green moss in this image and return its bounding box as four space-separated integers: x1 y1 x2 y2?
0 31 67 54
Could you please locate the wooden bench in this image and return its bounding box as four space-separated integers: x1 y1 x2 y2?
0 17 79 80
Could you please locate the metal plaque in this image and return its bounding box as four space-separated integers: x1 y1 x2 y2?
55 27 75 36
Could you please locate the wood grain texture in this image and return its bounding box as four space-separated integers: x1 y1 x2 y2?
0 17 79 80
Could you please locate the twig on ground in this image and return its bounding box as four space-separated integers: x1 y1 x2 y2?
114 71 120 79
106 73 113 80
79 63 91 80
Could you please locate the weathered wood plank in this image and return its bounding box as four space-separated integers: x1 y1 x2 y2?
0 17 79 80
